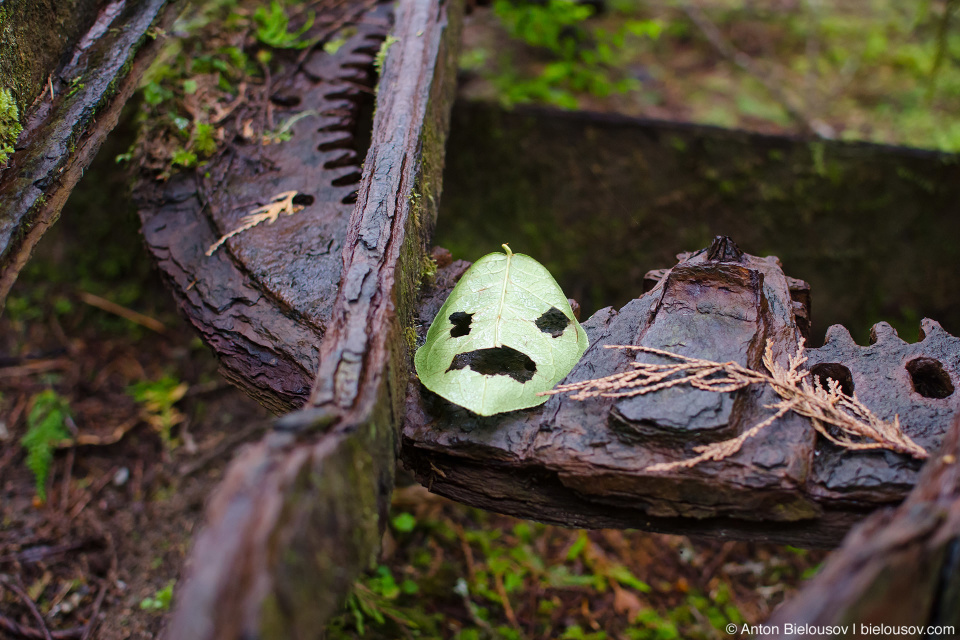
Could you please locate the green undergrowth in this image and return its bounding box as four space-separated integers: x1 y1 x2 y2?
324 497 819 639
129 0 338 178
468 0 662 109
0 86 21 165
461 0 960 152
21 390 72 502
128 375 188 449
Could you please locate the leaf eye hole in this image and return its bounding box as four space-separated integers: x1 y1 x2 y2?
449 311 473 338
535 306 570 338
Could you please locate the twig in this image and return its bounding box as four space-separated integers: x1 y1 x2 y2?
79 582 107 640
60 447 75 512
57 418 139 448
205 190 304 256
928 0 959 101
549 339 927 472
681 1 820 136
1 576 53 640
0 614 84 639
178 419 270 476
0 359 71 379
77 292 166 334
494 572 519 629
68 466 118 520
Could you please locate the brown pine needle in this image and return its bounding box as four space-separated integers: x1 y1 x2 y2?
206 190 303 256
79 291 167 333
547 339 927 472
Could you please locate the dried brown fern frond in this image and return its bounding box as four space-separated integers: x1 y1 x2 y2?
546 339 927 472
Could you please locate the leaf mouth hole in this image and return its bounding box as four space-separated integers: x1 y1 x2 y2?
447 346 537 383
535 306 570 338
449 312 473 338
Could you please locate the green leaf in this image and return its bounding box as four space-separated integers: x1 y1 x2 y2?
414 244 587 416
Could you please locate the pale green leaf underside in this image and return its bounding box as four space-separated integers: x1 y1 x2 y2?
415 247 588 416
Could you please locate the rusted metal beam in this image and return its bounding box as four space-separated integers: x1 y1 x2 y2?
164 0 464 636
401 237 959 547
0 0 181 311
761 416 960 637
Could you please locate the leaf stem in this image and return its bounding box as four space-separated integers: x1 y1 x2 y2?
494 244 513 346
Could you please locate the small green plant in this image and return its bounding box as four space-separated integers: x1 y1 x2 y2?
0 87 22 165
140 581 175 611
192 122 218 156
128 375 188 447
484 0 662 109
330 566 425 636
171 148 198 168
253 1 315 49
21 390 72 502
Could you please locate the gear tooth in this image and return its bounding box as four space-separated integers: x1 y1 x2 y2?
823 324 857 348
919 318 948 341
869 321 904 345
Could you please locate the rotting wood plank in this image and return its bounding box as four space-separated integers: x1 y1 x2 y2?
164 0 464 636
760 416 960 638
0 0 181 312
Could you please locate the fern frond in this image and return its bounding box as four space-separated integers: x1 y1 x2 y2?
21 390 72 502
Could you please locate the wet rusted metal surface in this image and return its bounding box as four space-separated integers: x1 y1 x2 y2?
163 0 465 636
401 236 959 547
0 0 180 311
762 416 960 636
136 3 393 413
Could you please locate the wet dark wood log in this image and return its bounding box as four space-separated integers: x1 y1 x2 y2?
0 0 180 311
760 416 960 638
401 237 960 547
164 0 464 636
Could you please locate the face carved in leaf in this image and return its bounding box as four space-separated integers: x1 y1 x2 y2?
415 244 589 416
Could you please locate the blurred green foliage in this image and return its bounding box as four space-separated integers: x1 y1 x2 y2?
463 0 960 152
323 503 802 639
484 0 662 108
21 390 72 502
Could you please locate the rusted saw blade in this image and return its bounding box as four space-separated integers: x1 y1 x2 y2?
135 2 393 413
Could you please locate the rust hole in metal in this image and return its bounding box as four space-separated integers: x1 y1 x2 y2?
810 363 855 396
906 358 954 399
270 94 301 107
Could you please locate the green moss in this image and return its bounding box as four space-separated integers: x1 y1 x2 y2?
419 256 438 283
0 87 22 164
374 35 399 76
404 326 418 355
